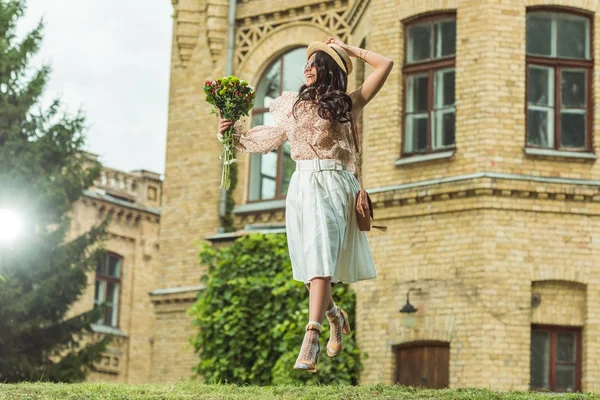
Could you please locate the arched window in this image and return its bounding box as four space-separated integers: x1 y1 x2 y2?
94 252 122 328
248 47 306 202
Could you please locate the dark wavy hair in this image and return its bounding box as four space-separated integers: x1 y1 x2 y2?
292 50 352 127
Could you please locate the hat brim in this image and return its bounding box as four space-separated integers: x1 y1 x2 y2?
306 42 353 75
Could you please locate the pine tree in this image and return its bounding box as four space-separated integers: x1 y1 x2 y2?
0 0 109 382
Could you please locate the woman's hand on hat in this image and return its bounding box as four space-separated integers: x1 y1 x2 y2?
327 37 362 60
326 37 347 49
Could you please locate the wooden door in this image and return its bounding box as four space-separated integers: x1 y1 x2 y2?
394 342 450 388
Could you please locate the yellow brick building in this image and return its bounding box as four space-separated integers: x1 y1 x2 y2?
68 154 162 383
91 0 600 392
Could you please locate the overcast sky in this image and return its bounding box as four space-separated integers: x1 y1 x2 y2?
17 1 173 174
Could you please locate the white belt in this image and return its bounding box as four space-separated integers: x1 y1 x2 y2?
295 159 345 172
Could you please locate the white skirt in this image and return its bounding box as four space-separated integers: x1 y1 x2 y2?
285 159 377 284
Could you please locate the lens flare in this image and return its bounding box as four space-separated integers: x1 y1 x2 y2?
0 209 22 243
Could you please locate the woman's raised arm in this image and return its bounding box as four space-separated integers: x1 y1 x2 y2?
325 38 394 118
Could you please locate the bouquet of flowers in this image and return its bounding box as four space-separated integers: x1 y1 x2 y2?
204 75 256 190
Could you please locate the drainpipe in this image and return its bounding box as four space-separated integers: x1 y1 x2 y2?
218 0 237 233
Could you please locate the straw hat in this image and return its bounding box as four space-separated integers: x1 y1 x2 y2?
306 41 353 75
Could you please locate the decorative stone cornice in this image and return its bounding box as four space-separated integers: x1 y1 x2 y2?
171 0 204 67
234 207 285 227
369 172 600 204
347 0 370 32
234 0 350 67
81 195 160 228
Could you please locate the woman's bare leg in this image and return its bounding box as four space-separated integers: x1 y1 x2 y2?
308 277 332 323
305 282 334 313
294 278 336 372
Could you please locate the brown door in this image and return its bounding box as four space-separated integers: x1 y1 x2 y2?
394 342 450 388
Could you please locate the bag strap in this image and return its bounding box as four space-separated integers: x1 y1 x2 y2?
349 114 363 190
350 113 388 232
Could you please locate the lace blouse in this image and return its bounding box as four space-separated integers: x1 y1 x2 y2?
217 91 357 174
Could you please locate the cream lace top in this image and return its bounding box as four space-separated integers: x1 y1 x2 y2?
217 91 357 174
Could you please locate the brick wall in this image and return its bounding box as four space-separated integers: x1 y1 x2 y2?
68 187 160 383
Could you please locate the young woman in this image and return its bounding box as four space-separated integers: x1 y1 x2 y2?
218 37 393 373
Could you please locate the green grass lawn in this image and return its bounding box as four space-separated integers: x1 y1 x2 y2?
0 383 597 400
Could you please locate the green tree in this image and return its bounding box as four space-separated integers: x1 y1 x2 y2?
190 233 362 385
0 0 109 382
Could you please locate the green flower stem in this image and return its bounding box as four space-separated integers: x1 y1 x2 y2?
220 123 237 190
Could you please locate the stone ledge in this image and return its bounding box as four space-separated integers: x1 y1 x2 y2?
205 225 287 242
149 285 205 305
524 147 597 160
369 172 600 195
394 150 456 167
91 324 128 337
233 199 286 214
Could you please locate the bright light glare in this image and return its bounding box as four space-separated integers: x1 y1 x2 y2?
0 209 22 243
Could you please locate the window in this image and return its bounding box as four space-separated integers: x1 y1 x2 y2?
248 48 305 201
94 253 121 327
147 186 157 201
531 325 581 392
403 15 456 155
526 10 592 151
394 341 450 388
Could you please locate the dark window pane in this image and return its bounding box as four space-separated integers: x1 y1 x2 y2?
435 20 456 58
405 115 428 152
108 255 120 278
556 364 576 391
441 112 455 147
557 332 576 362
280 142 295 195
527 13 553 56
528 109 552 147
444 71 455 106
283 47 306 92
435 69 455 108
107 283 118 304
529 66 553 106
530 330 550 389
103 306 113 326
416 118 428 151
562 70 586 108
408 23 431 62
97 254 108 275
558 14 589 59
94 280 102 304
407 74 429 113
560 112 586 148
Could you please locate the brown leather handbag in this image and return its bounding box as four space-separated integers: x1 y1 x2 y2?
350 115 387 233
